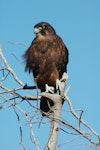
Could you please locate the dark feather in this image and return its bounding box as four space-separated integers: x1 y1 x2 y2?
24 22 69 116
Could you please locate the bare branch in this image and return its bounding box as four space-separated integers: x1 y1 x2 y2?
45 73 68 150
0 47 24 87
0 47 100 150
65 91 100 141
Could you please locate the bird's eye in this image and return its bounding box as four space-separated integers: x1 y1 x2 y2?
38 26 42 30
42 25 46 29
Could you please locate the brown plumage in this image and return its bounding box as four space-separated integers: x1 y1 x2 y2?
24 22 69 115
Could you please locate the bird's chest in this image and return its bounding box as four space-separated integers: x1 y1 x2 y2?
34 47 56 70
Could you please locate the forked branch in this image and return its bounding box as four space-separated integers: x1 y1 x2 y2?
0 47 100 150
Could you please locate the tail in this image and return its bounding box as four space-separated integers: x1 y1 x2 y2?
40 97 54 116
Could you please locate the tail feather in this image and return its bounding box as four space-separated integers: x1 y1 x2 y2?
40 97 54 116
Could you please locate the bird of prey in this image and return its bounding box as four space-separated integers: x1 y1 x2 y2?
24 22 69 116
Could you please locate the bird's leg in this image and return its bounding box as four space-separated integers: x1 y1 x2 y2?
56 79 62 94
56 75 67 94
45 84 55 94
45 73 68 94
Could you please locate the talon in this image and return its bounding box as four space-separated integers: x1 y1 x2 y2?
45 84 54 93
56 79 62 93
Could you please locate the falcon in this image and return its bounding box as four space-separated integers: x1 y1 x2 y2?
24 22 69 116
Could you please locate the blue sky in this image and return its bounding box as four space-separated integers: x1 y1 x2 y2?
0 0 100 150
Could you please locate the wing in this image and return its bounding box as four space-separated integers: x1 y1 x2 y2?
23 38 46 76
49 35 68 78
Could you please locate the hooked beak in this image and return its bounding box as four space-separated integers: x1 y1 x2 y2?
34 27 41 34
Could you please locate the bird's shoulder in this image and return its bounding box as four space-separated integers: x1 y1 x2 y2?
30 34 66 52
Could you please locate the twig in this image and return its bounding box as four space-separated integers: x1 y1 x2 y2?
65 92 100 140
0 47 24 87
8 41 27 47
13 107 26 150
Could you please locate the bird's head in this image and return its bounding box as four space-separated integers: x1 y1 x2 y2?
34 22 56 37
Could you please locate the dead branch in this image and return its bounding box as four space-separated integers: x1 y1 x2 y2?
0 47 100 150
0 47 24 87
43 73 68 150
